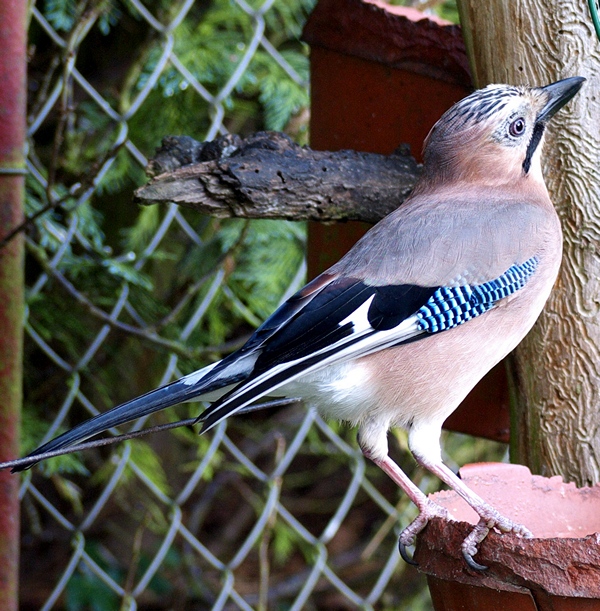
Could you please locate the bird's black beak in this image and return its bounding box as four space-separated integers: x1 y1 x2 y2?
537 76 586 123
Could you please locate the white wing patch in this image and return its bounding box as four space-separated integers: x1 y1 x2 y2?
340 294 376 332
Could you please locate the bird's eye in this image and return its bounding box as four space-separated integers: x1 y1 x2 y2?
509 118 526 137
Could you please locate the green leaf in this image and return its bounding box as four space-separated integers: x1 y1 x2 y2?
44 0 77 31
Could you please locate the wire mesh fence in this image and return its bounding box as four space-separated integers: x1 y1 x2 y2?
18 1 491 609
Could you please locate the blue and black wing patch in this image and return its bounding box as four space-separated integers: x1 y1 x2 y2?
417 257 538 333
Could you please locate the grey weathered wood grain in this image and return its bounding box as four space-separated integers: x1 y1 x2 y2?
134 132 421 224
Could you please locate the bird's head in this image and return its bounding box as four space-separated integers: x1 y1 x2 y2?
421 77 585 188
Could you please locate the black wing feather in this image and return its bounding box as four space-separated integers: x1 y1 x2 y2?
253 278 376 371
368 284 438 330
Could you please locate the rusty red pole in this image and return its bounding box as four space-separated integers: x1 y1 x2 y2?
0 0 26 608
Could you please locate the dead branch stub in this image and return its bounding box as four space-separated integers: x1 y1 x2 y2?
135 131 422 224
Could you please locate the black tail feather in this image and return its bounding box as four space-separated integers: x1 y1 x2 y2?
14 365 238 472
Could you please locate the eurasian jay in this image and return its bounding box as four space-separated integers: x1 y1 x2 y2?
17 76 585 570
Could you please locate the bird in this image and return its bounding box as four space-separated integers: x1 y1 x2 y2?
16 76 585 570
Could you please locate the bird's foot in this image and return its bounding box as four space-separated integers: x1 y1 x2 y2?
462 507 533 571
398 500 450 565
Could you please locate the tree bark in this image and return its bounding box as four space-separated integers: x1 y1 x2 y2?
134 131 421 224
458 0 600 485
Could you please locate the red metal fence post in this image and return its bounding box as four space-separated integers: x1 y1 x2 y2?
0 0 26 608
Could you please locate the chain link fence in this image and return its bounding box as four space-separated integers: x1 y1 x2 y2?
18 1 492 609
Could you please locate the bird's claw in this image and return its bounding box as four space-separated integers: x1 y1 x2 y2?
461 511 533 571
462 549 488 572
398 540 418 565
398 500 449 566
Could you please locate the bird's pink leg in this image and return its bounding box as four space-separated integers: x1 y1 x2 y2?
416 458 533 569
361 448 449 563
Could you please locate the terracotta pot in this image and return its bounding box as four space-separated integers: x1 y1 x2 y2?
414 463 600 610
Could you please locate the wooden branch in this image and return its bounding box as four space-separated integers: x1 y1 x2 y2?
134 131 421 224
